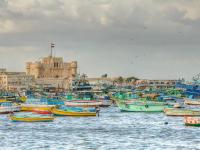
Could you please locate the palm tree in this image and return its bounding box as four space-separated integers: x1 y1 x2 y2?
101 74 108 78
125 76 139 83
117 76 124 85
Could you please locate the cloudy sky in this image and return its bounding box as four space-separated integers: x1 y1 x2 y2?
0 0 200 80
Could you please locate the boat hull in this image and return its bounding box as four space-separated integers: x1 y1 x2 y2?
184 99 200 105
10 116 54 122
184 117 200 127
20 104 55 112
0 106 21 114
164 108 200 116
117 101 171 112
51 109 96 117
65 100 103 107
32 109 52 114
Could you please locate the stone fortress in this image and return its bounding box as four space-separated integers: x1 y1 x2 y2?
26 56 77 79
25 50 78 89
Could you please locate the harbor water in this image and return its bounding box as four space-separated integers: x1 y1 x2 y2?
0 107 200 150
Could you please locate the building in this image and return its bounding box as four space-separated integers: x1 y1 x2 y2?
0 72 35 90
26 56 77 79
135 79 178 89
26 55 78 89
0 68 6 73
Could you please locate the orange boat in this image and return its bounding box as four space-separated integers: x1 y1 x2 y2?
184 117 200 127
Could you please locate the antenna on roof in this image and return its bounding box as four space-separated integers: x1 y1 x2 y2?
50 43 55 57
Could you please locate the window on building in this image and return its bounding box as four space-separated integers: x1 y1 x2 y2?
54 62 58 68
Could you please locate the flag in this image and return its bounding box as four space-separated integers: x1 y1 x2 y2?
51 43 55 48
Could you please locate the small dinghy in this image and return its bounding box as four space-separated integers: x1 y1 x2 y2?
184 117 200 127
0 101 20 114
51 106 97 117
164 108 200 116
10 112 54 122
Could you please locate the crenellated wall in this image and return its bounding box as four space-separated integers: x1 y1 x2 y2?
26 56 77 80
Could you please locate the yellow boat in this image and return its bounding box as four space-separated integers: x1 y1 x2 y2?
10 112 54 122
20 104 55 112
51 109 96 117
0 99 11 103
20 96 27 102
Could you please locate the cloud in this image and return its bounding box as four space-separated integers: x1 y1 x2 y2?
1 0 200 33
0 19 15 33
0 0 200 79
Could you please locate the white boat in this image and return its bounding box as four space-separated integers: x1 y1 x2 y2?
184 99 200 105
0 101 20 114
65 100 103 107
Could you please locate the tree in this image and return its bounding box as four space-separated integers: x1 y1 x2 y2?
116 76 124 84
125 76 139 83
101 74 108 78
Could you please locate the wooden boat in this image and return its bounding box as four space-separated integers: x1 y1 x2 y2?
20 104 55 112
164 108 200 116
0 102 20 114
116 101 172 112
173 103 184 108
98 100 112 107
184 99 200 105
65 100 103 107
51 108 96 117
10 112 54 122
32 108 52 114
184 117 200 127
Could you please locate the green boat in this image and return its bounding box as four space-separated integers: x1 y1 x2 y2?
116 101 172 112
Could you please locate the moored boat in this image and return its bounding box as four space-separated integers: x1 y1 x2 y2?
20 104 55 112
184 99 200 105
0 101 20 114
64 100 103 107
51 106 97 117
51 109 96 117
164 108 200 116
10 112 54 122
116 101 172 112
32 108 52 114
184 117 200 127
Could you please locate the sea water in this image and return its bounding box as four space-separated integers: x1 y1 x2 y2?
0 107 200 150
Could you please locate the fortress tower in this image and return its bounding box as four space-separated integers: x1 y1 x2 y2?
26 56 77 80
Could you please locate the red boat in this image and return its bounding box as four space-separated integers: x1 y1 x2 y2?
32 108 52 114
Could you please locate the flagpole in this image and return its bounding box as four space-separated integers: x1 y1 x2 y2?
51 44 52 57
50 43 55 57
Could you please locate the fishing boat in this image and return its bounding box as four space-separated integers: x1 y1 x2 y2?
184 99 200 105
10 112 54 122
52 109 96 117
98 99 112 107
184 117 200 127
20 104 55 112
65 100 103 107
164 108 200 116
51 106 97 117
32 108 52 114
0 101 20 114
116 101 172 112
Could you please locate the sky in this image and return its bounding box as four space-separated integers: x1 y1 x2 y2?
0 0 200 80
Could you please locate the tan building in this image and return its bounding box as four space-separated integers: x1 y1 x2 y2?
26 55 78 89
26 56 77 79
135 79 178 89
0 71 35 90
